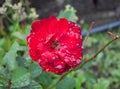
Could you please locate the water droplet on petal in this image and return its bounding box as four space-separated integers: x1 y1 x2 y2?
65 58 69 62
27 37 31 43
55 65 63 69
69 28 72 31
45 68 50 72
38 59 42 63
52 56 55 59
76 43 79 46
76 59 81 64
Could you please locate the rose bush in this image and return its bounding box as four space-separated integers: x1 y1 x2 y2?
27 16 83 74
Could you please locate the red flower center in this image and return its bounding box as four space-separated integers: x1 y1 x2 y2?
51 40 60 50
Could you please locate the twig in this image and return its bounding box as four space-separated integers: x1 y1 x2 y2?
83 22 95 46
0 18 6 36
8 79 12 89
75 34 120 70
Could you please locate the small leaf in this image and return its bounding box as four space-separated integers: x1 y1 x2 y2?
29 63 42 78
0 38 5 46
12 32 25 40
38 72 53 87
0 67 9 88
0 48 5 64
29 81 43 89
85 71 97 84
16 56 30 67
11 67 30 88
0 66 10 79
56 77 75 89
3 41 19 71
0 75 8 87
75 70 86 89
111 69 120 77
57 4 77 21
93 78 110 89
18 46 27 51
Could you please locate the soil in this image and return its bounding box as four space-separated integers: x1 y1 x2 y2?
0 0 120 27
30 0 120 27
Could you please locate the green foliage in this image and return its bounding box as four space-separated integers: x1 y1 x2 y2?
29 81 43 89
0 68 9 87
56 77 75 89
38 72 53 87
3 41 19 71
93 78 110 89
29 63 42 78
11 67 30 88
57 4 77 21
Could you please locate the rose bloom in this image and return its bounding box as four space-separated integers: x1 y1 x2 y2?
26 16 83 74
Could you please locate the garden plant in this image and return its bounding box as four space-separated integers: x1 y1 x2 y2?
0 1 120 89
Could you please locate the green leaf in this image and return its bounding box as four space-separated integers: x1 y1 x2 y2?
85 71 97 84
0 75 8 87
38 72 53 87
0 48 5 64
0 66 10 79
111 69 120 77
75 70 86 89
0 67 9 88
29 81 43 89
58 11 76 21
18 46 27 51
11 67 30 88
0 38 5 46
3 41 19 71
56 77 75 89
16 56 30 67
12 32 25 40
93 78 110 89
57 4 77 21
29 63 42 78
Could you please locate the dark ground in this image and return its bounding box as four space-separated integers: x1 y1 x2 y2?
30 0 120 27
0 0 120 27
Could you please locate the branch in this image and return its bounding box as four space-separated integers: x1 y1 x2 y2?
0 18 6 36
75 33 120 70
83 22 95 46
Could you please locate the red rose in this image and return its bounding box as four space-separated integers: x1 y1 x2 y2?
27 16 83 74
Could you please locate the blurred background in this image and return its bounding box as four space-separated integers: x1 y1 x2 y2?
29 0 120 26
1 0 120 26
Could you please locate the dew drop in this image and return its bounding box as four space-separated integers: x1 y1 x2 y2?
74 24 77 27
38 59 42 63
76 43 79 46
27 37 31 43
69 28 72 31
45 68 49 72
64 58 69 62
52 56 55 59
76 59 81 64
81 46 84 49
70 31 74 36
55 65 63 69
67 32 70 35
75 33 79 39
